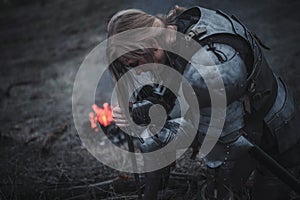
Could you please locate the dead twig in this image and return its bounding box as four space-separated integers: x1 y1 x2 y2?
5 81 40 97
71 175 131 189
71 177 119 189
102 195 138 200
41 123 68 153
170 172 205 181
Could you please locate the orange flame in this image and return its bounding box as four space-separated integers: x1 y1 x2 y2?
89 103 114 131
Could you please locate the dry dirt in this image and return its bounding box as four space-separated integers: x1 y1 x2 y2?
0 0 299 199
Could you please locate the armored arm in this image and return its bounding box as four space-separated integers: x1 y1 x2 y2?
183 43 248 108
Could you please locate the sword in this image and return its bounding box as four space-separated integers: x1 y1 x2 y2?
112 69 143 199
124 132 143 199
248 143 300 194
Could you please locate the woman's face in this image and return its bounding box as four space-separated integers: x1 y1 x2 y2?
121 46 166 75
117 17 178 75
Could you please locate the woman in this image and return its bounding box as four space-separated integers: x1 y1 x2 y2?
106 5 300 200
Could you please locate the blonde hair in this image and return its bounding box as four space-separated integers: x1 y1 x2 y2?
106 6 186 81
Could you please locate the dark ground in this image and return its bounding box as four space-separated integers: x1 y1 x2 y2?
0 0 300 199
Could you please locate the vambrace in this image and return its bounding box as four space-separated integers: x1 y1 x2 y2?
139 117 197 153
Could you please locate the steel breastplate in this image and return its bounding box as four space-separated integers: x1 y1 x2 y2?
177 6 277 114
176 7 279 141
177 7 300 155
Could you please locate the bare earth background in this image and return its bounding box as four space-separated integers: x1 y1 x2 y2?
0 0 300 199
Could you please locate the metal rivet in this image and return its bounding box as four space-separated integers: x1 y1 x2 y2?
224 157 228 161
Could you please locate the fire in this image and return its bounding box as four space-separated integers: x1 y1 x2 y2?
89 103 114 131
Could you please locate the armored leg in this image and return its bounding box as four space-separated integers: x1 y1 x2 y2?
140 147 173 200
143 166 171 200
203 134 256 199
138 118 196 199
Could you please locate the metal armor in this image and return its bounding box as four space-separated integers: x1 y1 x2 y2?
180 6 300 199
138 6 300 199
178 5 300 163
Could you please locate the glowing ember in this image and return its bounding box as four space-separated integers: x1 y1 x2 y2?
89 103 114 131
